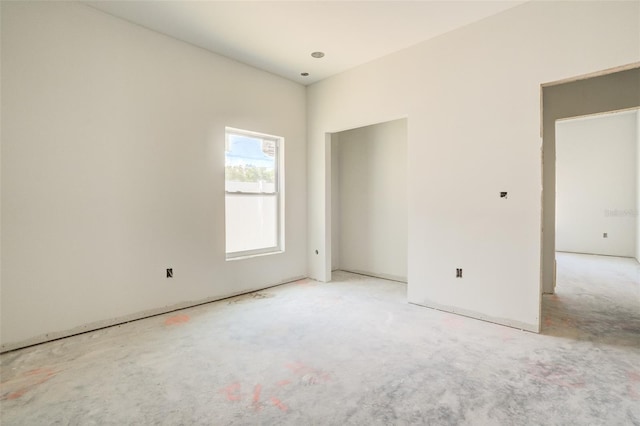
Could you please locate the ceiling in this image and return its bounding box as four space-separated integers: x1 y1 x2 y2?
85 1 527 85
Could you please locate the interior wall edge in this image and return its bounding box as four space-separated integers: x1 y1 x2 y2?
409 300 540 333
338 269 407 284
541 61 640 88
636 109 640 263
556 250 637 260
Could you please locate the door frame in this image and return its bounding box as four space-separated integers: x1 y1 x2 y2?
540 63 640 297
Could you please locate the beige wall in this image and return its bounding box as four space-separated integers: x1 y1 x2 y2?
1 2 307 350
308 1 640 331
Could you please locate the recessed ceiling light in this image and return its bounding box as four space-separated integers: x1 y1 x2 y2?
301 72 309 77
311 51 325 59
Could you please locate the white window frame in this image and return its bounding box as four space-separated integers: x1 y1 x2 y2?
225 127 284 260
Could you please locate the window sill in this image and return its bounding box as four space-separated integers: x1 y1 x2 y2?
226 250 284 261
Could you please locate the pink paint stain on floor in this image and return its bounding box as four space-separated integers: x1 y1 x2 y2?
164 314 190 326
285 362 308 374
219 381 290 412
220 383 242 401
252 384 262 402
0 368 56 401
270 397 288 412
252 384 263 410
217 363 331 413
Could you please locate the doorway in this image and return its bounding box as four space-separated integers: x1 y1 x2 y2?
541 65 640 296
555 109 639 259
541 64 640 335
330 118 408 282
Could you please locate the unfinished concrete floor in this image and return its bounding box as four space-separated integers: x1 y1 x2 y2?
1 253 639 425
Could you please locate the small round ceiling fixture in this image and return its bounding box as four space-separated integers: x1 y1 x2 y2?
311 51 325 59
301 72 309 77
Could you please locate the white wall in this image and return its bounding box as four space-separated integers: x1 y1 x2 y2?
332 120 407 281
0 2 307 350
556 111 638 257
331 136 341 270
307 1 640 331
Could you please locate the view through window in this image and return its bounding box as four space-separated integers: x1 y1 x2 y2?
225 128 283 258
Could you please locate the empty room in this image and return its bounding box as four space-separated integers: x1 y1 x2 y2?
1 1 639 424
550 109 639 343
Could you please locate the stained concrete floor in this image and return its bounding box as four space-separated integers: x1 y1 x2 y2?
1 253 639 425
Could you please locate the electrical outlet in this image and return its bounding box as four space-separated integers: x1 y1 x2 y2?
166 268 173 278
603 233 608 238
456 268 463 278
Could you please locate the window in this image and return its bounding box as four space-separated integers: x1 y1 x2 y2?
225 127 283 259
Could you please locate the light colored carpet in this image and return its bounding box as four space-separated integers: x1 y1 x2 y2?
1 252 639 425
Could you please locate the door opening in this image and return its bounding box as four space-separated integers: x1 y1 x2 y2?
329 118 408 283
541 64 640 335
541 64 640 296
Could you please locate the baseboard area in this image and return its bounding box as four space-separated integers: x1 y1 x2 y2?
336 269 407 284
0 275 307 353
556 250 636 259
410 299 540 333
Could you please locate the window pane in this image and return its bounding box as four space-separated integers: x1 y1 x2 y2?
225 134 276 193
225 194 277 254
